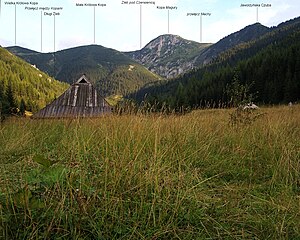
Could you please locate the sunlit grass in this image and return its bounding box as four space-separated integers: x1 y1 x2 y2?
0 105 299 239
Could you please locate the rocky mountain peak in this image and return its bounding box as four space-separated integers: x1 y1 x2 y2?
144 34 182 50
125 34 211 78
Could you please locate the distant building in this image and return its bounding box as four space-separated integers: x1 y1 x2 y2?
33 75 112 118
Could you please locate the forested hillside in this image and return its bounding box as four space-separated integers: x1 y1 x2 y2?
7 45 162 96
0 47 68 115
194 23 270 66
133 17 300 109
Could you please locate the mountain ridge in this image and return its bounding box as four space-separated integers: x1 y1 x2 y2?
5 22 274 84
7 44 163 96
125 34 212 78
195 22 271 66
5 16 299 107
125 23 270 78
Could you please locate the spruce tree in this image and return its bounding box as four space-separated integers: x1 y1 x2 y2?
0 81 9 114
6 82 17 114
0 81 3 104
19 98 26 116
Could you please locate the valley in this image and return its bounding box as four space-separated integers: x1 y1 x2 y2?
2 16 299 116
0 9 299 240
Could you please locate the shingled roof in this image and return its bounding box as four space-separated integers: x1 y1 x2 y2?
33 75 112 118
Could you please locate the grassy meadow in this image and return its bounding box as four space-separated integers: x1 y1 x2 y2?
0 105 299 239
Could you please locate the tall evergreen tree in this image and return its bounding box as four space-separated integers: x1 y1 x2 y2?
19 98 26 116
0 80 4 103
6 82 17 114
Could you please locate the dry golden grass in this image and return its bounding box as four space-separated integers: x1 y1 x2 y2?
0 105 299 239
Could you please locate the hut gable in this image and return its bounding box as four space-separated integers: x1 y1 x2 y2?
33 75 112 118
76 75 90 84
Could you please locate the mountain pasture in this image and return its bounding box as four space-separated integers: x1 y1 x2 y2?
0 105 299 239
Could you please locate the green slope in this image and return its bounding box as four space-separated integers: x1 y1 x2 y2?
0 47 68 114
7 45 163 96
194 22 270 65
133 17 300 108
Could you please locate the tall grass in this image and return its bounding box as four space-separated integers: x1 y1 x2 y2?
0 105 299 239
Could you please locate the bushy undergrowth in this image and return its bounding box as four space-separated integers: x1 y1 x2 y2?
0 105 299 239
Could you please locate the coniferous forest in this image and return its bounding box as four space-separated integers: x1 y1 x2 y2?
132 17 300 109
0 47 68 116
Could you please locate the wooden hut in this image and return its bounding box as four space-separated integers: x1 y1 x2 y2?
33 75 112 118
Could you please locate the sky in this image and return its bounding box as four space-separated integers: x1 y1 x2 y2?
0 0 299 53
